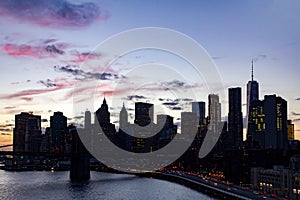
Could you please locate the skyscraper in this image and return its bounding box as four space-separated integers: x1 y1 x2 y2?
264 95 288 149
246 61 259 142
228 87 243 148
181 112 198 137
119 103 128 130
134 102 154 126
50 111 67 152
251 100 265 148
208 94 221 133
251 95 288 149
95 97 116 137
13 112 41 153
96 98 110 125
84 110 91 129
192 101 206 131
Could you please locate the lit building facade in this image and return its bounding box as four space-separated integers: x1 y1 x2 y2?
251 156 300 199
251 95 288 149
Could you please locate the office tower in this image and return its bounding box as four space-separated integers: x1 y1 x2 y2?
40 127 51 152
252 95 288 149
251 100 265 147
119 103 128 130
228 87 243 148
192 101 206 131
117 103 131 151
84 110 91 129
208 94 221 133
50 111 67 152
246 61 259 141
181 112 198 136
13 112 41 153
265 95 288 149
95 97 116 137
287 120 295 140
134 102 154 126
157 114 177 142
96 98 110 125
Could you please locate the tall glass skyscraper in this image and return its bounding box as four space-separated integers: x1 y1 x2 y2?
208 94 221 134
246 61 259 142
192 101 206 130
228 87 243 148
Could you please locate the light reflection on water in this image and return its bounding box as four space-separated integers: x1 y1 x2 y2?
0 170 214 200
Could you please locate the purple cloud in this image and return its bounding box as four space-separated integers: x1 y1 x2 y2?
0 0 108 28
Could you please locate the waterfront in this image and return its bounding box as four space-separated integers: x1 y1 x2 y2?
0 170 213 200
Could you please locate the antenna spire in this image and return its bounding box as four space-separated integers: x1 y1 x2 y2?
251 60 254 81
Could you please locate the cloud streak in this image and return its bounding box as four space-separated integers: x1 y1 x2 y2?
2 43 65 59
253 54 267 62
293 118 300 122
0 77 74 101
160 80 198 90
292 112 300 116
69 51 101 63
54 65 124 80
0 0 108 28
37 79 58 88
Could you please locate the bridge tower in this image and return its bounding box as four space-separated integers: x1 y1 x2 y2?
69 125 90 182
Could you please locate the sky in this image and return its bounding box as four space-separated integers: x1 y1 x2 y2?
0 0 300 147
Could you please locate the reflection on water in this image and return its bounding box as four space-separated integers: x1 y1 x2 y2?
0 170 214 200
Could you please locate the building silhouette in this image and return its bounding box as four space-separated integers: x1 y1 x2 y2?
118 103 132 151
208 94 221 134
192 102 207 134
287 120 295 140
50 111 68 153
228 87 243 148
84 110 92 130
157 114 177 145
95 98 116 138
96 98 111 125
246 61 259 142
117 102 176 153
134 102 154 126
119 103 128 130
40 127 51 152
132 102 155 152
251 95 288 149
13 112 42 153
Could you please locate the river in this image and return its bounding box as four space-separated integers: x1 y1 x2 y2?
0 170 214 200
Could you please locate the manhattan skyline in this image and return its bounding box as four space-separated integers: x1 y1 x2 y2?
0 0 300 148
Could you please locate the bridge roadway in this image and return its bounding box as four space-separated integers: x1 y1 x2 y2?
143 171 282 200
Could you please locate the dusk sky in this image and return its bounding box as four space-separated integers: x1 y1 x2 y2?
0 0 300 147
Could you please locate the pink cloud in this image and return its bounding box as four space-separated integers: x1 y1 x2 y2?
2 43 65 59
1 78 74 101
70 52 101 63
3 43 45 58
20 97 33 102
